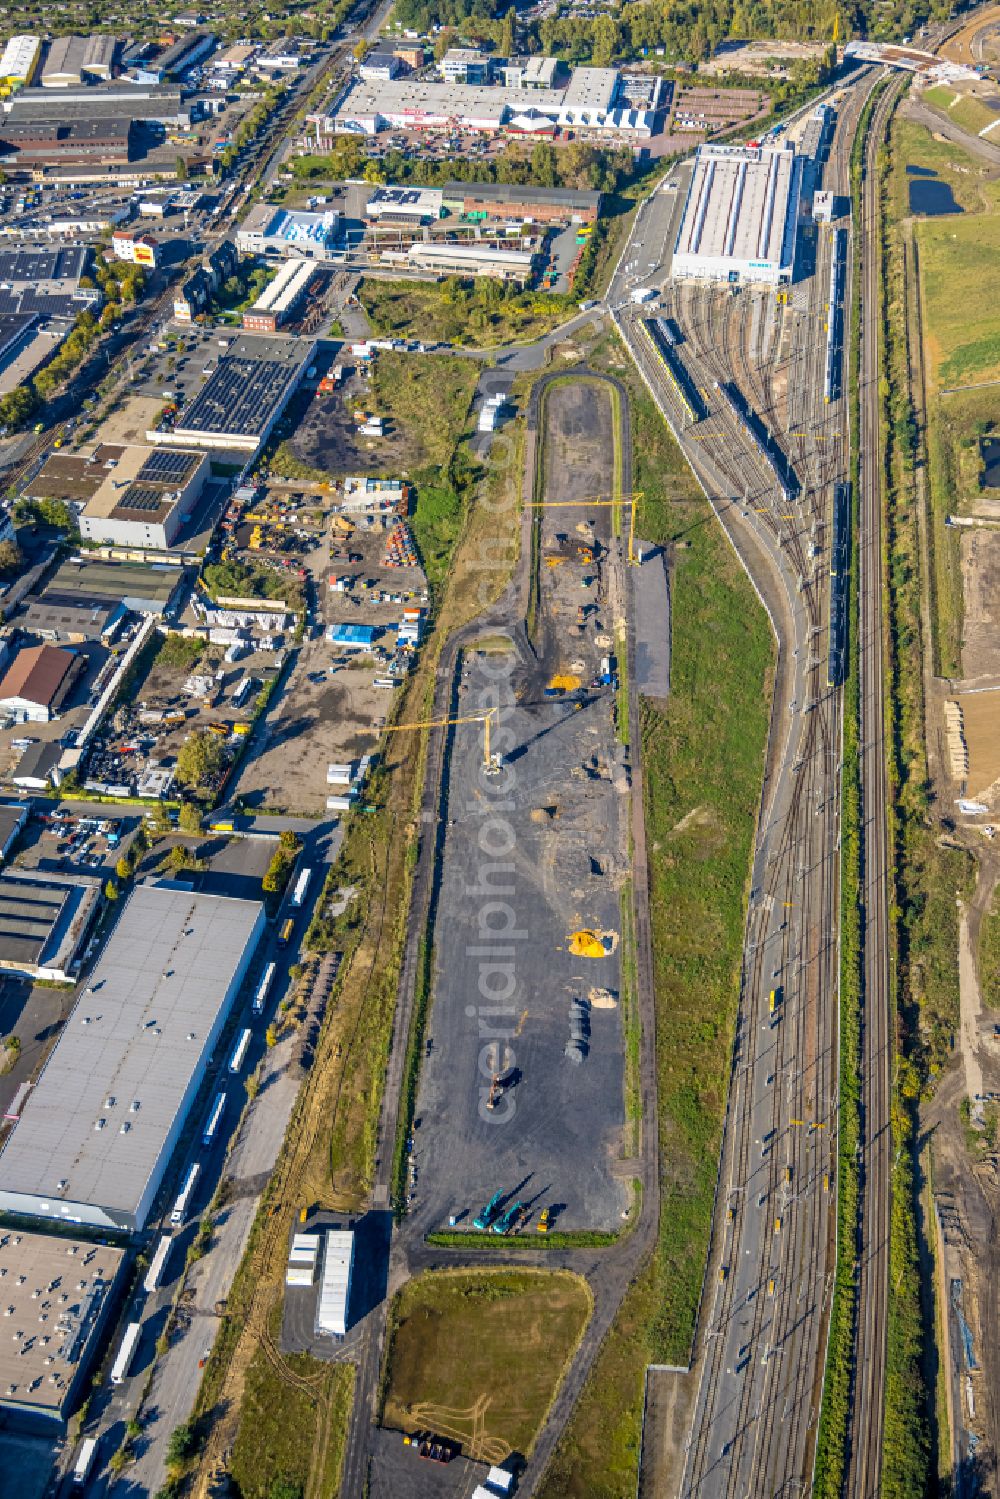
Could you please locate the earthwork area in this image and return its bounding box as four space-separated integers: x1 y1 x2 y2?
405 376 633 1239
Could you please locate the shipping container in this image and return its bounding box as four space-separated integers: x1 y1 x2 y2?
278 916 295 947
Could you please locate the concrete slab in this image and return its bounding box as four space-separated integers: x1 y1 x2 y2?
633 544 671 699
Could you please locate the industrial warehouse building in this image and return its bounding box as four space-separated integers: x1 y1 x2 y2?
243 259 317 332
0 643 84 722
442 180 601 224
384 240 536 283
672 143 803 286
0 1231 126 1425
40 34 117 87
36 554 186 615
0 884 265 1232
77 443 209 550
147 332 316 454
0 869 102 982
236 203 341 261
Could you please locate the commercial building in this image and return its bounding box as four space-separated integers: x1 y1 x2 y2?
0 869 102 981
0 644 84 722
387 240 536 283
365 184 443 224
41 555 186 614
10 741 62 791
442 179 600 224
328 65 648 138
78 444 209 550
359 50 403 81
0 884 265 1232
315 1229 354 1338
236 202 341 261
111 230 159 267
394 44 425 70
440 47 493 85
0 35 41 86
255 39 307 72
242 258 317 332
671 142 803 287
0 1231 126 1426
147 332 316 455
40 34 118 87
502 55 561 89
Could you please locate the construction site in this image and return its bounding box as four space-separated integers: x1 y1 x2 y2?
404 378 633 1237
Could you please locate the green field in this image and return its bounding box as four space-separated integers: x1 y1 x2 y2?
382 1270 591 1462
922 84 1000 140
918 212 1000 388
538 340 773 1497
980 889 1000 1012
893 118 1000 220
371 351 478 470
230 1333 354 1499
359 279 571 350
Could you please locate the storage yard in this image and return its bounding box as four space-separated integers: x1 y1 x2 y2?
405 378 630 1237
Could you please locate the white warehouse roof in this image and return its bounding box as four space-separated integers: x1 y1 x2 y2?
0 35 40 80
672 143 803 286
0 884 264 1232
316 1229 354 1338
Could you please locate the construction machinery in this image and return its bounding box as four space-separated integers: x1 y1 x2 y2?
474 1191 503 1231
537 1207 551 1233
492 1200 523 1236
383 706 502 775
529 491 644 565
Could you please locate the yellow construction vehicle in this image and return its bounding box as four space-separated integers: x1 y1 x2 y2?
529 491 644 565
383 706 502 774
537 1207 551 1233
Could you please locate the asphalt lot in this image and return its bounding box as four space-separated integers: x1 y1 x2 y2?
368 1427 501 1499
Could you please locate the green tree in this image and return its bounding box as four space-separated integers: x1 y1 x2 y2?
0 384 38 431
165 1421 200 1469
175 731 223 790
500 5 516 55
0 539 23 578
175 156 188 181
178 802 203 834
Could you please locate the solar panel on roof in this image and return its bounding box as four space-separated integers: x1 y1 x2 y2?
137 449 195 482
116 484 167 514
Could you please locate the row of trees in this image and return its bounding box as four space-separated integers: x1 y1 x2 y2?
294 134 635 196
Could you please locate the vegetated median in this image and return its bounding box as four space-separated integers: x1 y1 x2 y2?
536 331 773 1498
881 93 980 1496
813 76 880 1499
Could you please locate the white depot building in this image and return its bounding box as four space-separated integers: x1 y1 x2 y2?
672 143 804 287
0 884 264 1233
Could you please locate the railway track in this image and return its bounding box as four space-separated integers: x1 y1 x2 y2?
843 72 903 1499
620 75 886 1499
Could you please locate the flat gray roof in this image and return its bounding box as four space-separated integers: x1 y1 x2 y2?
0 884 262 1220
0 870 100 971
675 144 797 267
0 1230 126 1418
0 803 27 857
44 556 185 608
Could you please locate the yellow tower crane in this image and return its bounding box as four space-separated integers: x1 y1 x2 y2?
383 706 502 775
529 492 644 565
